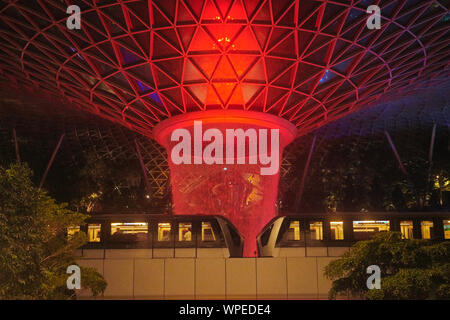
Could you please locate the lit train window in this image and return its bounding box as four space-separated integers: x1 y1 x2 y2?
158 222 171 241
67 226 80 238
178 222 192 242
444 220 450 239
88 224 101 242
330 221 344 240
400 221 413 239
309 221 323 241
421 221 434 239
353 221 389 241
287 221 300 241
110 222 149 243
111 222 148 235
201 222 215 242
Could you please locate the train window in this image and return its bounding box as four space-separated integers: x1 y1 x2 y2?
228 224 241 246
330 221 344 240
158 222 171 241
67 226 80 238
309 221 323 241
88 224 101 242
260 224 273 247
110 222 148 243
178 222 192 242
400 221 414 239
287 220 300 241
111 222 148 235
421 221 434 239
444 220 450 239
353 221 389 241
201 222 216 242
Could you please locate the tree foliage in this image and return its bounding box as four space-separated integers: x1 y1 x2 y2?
0 163 106 299
325 232 450 299
70 151 170 214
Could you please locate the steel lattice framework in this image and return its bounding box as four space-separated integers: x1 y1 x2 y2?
1 83 448 203
280 85 450 199
0 88 170 198
0 0 449 137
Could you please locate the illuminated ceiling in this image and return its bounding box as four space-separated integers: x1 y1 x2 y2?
0 0 449 138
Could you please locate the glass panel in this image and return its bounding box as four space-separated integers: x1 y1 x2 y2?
260 225 273 247
67 226 80 238
309 221 323 240
88 224 101 242
158 222 171 241
330 221 344 240
178 222 192 242
110 222 148 243
421 221 434 239
400 221 413 239
287 220 300 241
353 221 390 241
201 222 216 242
228 225 241 246
444 220 450 240
111 222 148 234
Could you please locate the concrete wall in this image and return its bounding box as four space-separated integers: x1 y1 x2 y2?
76 248 348 299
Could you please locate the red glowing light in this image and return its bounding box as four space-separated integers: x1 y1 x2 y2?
0 0 446 137
154 111 297 257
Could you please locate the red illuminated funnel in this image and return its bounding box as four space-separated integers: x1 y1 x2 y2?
154 110 296 256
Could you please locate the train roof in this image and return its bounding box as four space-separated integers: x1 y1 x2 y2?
280 211 450 217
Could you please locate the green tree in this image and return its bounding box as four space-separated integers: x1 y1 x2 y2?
71 151 162 213
324 232 450 299
0 163 106 299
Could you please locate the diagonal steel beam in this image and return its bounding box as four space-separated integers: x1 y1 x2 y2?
384 130 407 176
428 123 437 163
426 123 437 204
135 138 152 196
295 134 317 210
39 134 65 189
13 128 20 164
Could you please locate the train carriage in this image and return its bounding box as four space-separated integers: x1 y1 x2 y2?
71 214 243 259
258 212 450 258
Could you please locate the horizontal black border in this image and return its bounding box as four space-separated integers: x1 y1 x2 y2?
0 299 447 319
